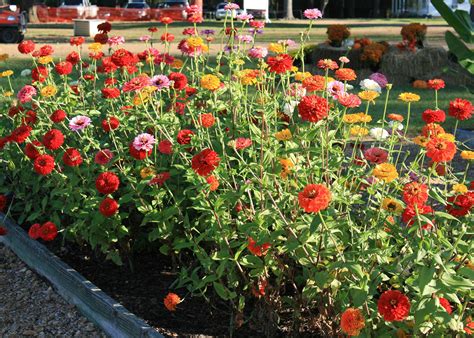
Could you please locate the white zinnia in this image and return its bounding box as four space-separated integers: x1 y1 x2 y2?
370 127 389 140
283 101 298 117
389 121 404 131
360 79 382 93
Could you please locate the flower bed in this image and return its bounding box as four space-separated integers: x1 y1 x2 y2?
1 5 474 337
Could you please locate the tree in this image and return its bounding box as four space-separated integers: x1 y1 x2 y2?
283 0 294 19
373 0 381 17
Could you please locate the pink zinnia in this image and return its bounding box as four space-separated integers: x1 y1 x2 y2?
286 83 306 98
69 116 91 132
139 35 151 42
224 3 239 10
338 93 361 108
327 80 345 99
238 35 254 44
235 138 252 150
237 13 253 21
304 8 322 19
107 36 125 47
318 59 338 70
151 75 170 90
95 149 114 165
122 75 151 92
339 56 350 64
133 133 156 152
17 85 37 104
248 47 268 59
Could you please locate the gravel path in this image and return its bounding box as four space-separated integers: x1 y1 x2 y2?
0 243 106 337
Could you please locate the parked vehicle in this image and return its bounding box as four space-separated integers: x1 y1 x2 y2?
123 1 150 20
0 4 26 43
155 0 188 20
215 2 246 20
59 0 98 18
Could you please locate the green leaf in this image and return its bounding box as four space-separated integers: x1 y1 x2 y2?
418 266 437 296
213 282 229 300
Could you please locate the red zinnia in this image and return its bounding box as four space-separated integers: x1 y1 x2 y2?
97 21 112 33
449 98 473 121
24 141 42 160
55 61 73 76
122 75 151 92
164 292 180 311
66 51 80 65
95 172 120 194
206 175 219 191
402 204 434 229
149 172 171 187
32 66 48 83
111 48 137 67
438 297 452 315
9 125 32 144
50 109 67 123
101 116 120 132
99 198 119 217
426 137 456 162
158 140 173 154
364 147 388 164
129 143 152 160
177 129 194 145
191 149 220 176
247 237 271 256
298 184 332 213
340 308 365 336
95 149 114 165
39 221 58 241
403 182 428 207
28 223 42 239
42 129 64 150
422 109 446 124
18 40 35 54
303 75 326 92
101 87 121 99
267 54 293 74
169 72 188 90
298 95 329 123
39 45 54 56
34 154 55 175
63 148 83 167
421 123 445 138
427 79 445 91
377 290 410 322
446 192 474 217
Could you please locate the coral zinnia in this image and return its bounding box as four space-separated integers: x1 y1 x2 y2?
164 292 181 311
426 137 456 163
99 198 119 217
95 172 120 194
448 98 473 121
298 95 329 123
422 109 445 124
267 54 293 74
191 149 220 176
377 290 410 322
427 79 445 91
403 182 428 207
340 308 365 336
298 184 331 213
34 154 55 175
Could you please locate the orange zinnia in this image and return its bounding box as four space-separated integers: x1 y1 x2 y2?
164 292 181 311
426 137 456 163
298 184 331 213
340 308 365 336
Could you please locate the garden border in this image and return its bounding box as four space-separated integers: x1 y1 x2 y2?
0 212 164 338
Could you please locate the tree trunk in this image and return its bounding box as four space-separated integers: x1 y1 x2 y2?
283 0 294 19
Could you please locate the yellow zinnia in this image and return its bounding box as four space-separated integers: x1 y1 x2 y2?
460 150 474 160
88 42 103 52
295 71 311 82
0 70 13 77
382 198 403 215
356 112 372 123
186 36 204 48
140 167 156 179
40 85 57 97
413 135 429 147
4 91 13 97
0 53 9 61
275 129 292 141
350 126 369 137
268 43 284 54
343 114 361 124
358 90 379 102
38 56 53 65
399 92 420 102
452 183 468 194
200 74 221 91
279 158 294 178
373 163 398 183
438 133 455 142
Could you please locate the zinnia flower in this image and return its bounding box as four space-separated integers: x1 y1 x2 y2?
34 154 55 175
133 133 156 152
340 308 365 336
448 98 473 121
335 68 356 81
158 140 173 154
267 54 293 74
360 79 382 93
95 172 120 194
422 109 445 124
364 147 388 164
304 8 322 19
402 204 434 228
99 198 119 217
62 148 83 167
95 149 114 165
358 90 380 102
298 95 329 123
372 163 398 183
69 116 92 132
247 237 271 256
200 74 221 91
17 85 37 103
403 182 428 206
191 149 220 176
426 137 456 162
38 221 58 241
399 92 420 102
377 290 410 322
427 79 445 91
382 198 403 214
42 129 64 150
164 292 181 311
298 184 331 213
